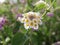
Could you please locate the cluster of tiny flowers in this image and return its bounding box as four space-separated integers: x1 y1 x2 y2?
18 12 42 30
0 17 6 30
34 0 49 9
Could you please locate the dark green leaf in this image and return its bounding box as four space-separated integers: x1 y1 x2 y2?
4 26 13 38
12 32 27 45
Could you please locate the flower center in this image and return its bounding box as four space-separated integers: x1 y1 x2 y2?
28 15 36 20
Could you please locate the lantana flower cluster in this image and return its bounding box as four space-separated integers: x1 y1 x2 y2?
18 12 42 30
34 0 49 10
17 0 50 30
0 0 53 30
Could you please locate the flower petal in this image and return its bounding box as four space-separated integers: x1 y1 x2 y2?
33 24 38 30
24 23 29 29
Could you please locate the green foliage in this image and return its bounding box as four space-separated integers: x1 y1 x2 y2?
4 25 13 38
34 3 47 11
0 0 60 45
12 32 27 45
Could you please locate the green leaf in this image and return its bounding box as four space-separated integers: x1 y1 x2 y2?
12 32 27 45
51 0 57 8
0 4 11 14
26 0 34 12
13 21 21 34
45 0 51 3
31 32 38 45
34 3 47 11
4 26 13 38
27 0 33 6
54 7 60 17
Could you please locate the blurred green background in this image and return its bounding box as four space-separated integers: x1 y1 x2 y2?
0 0 60 45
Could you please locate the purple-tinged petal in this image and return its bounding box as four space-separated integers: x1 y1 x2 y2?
0 25 3 30
0 17 6 25
19 0 26 4
47 12 54 17
17 14 23 18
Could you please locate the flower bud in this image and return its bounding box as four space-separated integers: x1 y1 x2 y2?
47 12 54 17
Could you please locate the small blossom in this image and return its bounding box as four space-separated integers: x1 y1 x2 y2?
47 12 54 17
42 41 45 45
0 17 6 30
19 0 26 4
17 14 24 22
0 17 6 25
52 41 60 45
17 14 23 18
34 0 49 9
18 12 42 30
5 37 10 43
52 32 55 35
0 0 5 4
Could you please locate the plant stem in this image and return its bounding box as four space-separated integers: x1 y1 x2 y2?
42 0 56 17
23 29 33 45
0 32 6 45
